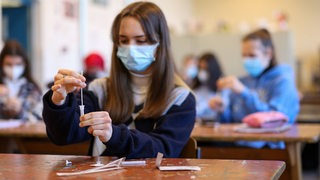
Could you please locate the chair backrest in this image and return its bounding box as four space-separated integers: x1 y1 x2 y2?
179 137 201 159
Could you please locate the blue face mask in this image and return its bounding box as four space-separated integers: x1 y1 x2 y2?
117 43 158 72
186 65 198 79
243 57 266 77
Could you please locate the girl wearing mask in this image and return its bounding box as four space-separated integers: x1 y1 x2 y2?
42 2 196 158
180 54 198 87
0 40 42 121
208 29 299 149
191 52 223 122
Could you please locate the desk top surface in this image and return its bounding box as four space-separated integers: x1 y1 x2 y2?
192 123 320 143
0 154 285 180
0 122 319 143
0 121 47 138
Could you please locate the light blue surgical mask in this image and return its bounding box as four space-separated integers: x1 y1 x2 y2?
117 43 158 72
186 65 198 79
243 57 266 77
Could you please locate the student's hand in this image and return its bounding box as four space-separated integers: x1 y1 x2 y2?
79 111 113 143
7 97 22 110
0 85 9 97
51 69 86 105
217 76 245 94
208 96 224 112
4 97 22 116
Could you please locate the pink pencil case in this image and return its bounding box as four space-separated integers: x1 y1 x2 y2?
242 111 289 128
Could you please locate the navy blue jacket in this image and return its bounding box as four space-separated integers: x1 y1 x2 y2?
42 83 196 159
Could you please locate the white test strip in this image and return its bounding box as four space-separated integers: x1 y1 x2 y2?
121 160 146 166
155 152 200 171
158 166 201 171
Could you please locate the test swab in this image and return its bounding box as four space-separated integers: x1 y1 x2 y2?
79 71 85 116
78 71 103 167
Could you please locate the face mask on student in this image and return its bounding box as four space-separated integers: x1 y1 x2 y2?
186 65 198 79
243 57 267 77
117 43 158 72
198 70 209 83
3 65 25 81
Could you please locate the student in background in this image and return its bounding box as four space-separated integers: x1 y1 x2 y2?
42 1 196 159
208 28 300 149
83 52 107 85
191 52 223 122
180 54 198 87
0 40 42 122
46 52 107 89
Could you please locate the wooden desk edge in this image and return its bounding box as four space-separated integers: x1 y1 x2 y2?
272 161 286 180
192 136 320 143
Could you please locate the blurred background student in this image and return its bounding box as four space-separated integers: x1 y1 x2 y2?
208 28 300 149
180 54 198 87
46 52 107 89
191 52 223 122
83 52 108 85
0 40 42 122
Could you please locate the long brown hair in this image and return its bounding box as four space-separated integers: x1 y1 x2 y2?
192 52 223 92
0 40 40 90
242 28 277 68
106 2 176 123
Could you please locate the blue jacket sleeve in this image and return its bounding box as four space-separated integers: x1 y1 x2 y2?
234 76 299 123
42 90 100 145
103 93 196 159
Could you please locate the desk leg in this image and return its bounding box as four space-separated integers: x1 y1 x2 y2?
14 138 28 154
0 137 18 153
287 142 302 180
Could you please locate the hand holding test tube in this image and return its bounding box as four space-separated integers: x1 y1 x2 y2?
79 71 103 167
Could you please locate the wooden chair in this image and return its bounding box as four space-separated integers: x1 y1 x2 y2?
180 137 201 158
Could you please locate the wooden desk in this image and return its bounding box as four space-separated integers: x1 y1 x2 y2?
191 123 320 180
0 154 285 180
0 122 89 155
297 104 320 123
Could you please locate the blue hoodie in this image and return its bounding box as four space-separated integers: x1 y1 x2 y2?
220 64 300 148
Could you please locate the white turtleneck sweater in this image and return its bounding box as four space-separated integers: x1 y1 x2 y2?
129 71 151 106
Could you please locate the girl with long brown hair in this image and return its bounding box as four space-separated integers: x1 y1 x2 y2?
42 1 196 158
0 40 42 121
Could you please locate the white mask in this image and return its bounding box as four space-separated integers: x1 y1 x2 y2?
198 70 209 83
3 65 25 80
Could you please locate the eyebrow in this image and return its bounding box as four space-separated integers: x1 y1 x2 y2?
119 35 146 38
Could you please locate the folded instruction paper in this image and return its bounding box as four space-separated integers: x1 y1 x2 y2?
156 152 201 171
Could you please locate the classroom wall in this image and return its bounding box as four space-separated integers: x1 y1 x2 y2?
191 0 320 90
30 0 319 91
32 0 193 89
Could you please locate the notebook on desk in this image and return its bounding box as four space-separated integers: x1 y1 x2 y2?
234 123 292 133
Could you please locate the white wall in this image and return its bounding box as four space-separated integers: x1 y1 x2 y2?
35 0 80 89
33 0 193 89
